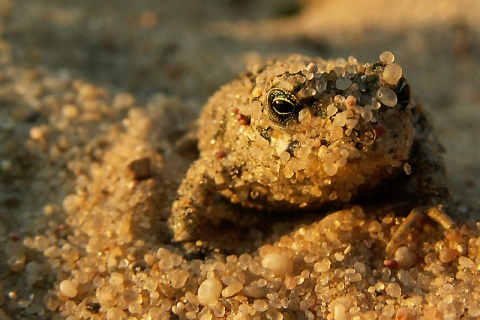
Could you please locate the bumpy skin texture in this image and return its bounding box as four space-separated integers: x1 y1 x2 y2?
170 53 454 255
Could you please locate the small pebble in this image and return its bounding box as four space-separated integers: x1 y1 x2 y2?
127 157 152 180
335 77 352 90
171 269 190 289
439 248 458 263
383 63 403 85
458 256 473 269
394 246 417 269
29 126 47 141
106 307 126 320
198 278 222 306
306 62 318 73
380 51 395 64
386 283 401 298
7 254 26 272
384 259 399 269
252 87 262 98
59 280 78 298
345 272 362 282
221 282 243 297
109 272 124 286
261 253 293 277
376 87 398 107
253 299 268 312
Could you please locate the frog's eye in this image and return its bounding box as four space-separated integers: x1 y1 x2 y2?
267 88 303 125
395 77 411 107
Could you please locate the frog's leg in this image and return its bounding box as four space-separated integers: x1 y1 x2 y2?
386 109 459 254
169 158 217 255
386 206 456 254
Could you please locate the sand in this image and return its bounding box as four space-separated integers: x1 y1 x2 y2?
1 1 480 319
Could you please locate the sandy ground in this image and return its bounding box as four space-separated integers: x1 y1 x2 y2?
1 0 480 319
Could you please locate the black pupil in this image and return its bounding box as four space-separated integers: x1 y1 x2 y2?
273 99 294 115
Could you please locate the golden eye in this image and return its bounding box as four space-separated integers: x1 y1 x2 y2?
267 88 302 125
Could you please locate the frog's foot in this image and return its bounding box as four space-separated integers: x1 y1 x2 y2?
385 205 458 255
169 200 198 244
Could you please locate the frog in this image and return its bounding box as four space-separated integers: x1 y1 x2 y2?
169 51 457 257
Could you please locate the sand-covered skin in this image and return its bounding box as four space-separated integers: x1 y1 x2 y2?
170 52 455 258
1 1 480 319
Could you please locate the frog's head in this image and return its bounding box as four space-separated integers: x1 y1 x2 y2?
237 53 416 205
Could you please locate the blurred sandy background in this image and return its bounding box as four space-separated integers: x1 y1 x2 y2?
4 0 479 203
1 0 480 318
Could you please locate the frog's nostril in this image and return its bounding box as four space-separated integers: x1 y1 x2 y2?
285 140 301 156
